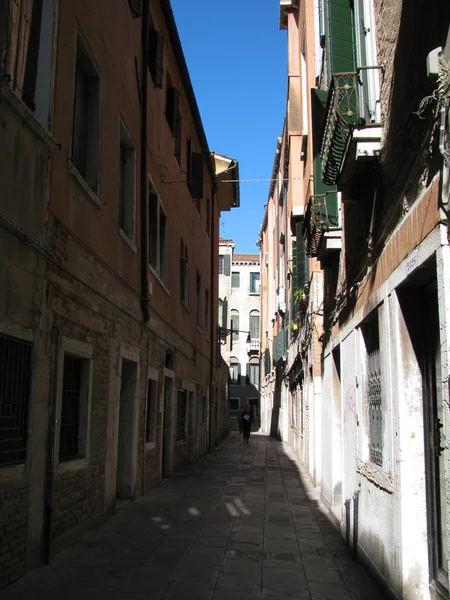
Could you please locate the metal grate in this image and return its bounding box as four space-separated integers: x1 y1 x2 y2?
59 355 82 461
364 317 383 466
0 334 32 466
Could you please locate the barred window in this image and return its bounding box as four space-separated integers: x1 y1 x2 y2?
0 334 32 466
362 314 382 466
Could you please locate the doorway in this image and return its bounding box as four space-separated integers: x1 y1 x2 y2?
398 267 448 598
116 358 138 499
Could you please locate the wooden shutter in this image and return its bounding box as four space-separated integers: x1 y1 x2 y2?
325 0 356 83
165 87 179 133
148 29 164 88
296 221 309 289
222 298 228 330
190 153 203 199
224 254 231 276
128 0 142 16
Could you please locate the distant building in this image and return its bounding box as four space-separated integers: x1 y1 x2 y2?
218 240 261 427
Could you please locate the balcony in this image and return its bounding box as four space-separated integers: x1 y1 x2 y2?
276 286 286 314
247 339 261 356
303 194 339 258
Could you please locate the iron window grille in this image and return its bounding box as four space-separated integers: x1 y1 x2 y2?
59 354 84 461
0 334 32 466
363 316 383 466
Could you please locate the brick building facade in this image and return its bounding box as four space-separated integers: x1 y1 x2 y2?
0 0 236 588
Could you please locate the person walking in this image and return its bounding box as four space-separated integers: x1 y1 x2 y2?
241 407 252 443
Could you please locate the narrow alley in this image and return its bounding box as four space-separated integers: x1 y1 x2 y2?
2 434 388 600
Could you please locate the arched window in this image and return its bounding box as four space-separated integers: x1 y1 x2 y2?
229 357 240 384
230 310 239 343
249 310 260 340
248 357 260 387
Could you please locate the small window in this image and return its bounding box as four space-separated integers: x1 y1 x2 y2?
118 122 136 242
362 313 383 466
250 272 260 294
229 358 240 384
148 26 164 87
196 270 202 327
165 79 179 134
145 379 157 444
231 272 240 288
186 138 203 202
231 310 239 343
249 310 260 340
59 354 90 461
200 394 206 424
230 398 239 411
180 239 189 305
149 181 168 283
176 390 187 442
72 36 101 193
248 358 260 387
218 255 225 275
0 334 32 466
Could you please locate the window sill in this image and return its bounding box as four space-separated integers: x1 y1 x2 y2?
356 457 393 494
0 84 57 151
56 456 89 473
70 163 101 208
0 463 27 484
181 300 190 312
196 325 202 334
176 440 186 447
149 265 170 296
119 228 137 253
145 441 157 451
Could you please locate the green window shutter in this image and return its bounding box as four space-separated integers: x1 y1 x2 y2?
224 254 231 276
325 0 356 82
222 298 228 330
291 240 298 319
311 89 339 226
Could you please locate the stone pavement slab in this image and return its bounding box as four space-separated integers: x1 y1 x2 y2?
2 433 390 600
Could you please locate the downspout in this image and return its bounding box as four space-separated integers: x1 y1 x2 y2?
209 182 217 452
140 0 150 323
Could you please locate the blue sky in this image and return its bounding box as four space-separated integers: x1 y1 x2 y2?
170 0 287 254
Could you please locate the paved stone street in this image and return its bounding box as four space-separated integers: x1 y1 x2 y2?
3 433 389 600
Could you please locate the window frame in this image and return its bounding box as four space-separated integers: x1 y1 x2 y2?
145 367 159 448
231 271 240 289
176 389 188 443
149 179 168 286
55 337 93 472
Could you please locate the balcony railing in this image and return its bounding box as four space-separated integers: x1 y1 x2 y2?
303 194 339 258
320 72 362 186
248 339 261 353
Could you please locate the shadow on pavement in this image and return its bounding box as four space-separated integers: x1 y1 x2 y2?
2 432 390 600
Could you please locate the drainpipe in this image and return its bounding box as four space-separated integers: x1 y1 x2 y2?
140 0 150 323
209 182 217 452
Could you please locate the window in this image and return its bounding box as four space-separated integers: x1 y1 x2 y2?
127 0 142 16
205 287 211 337
0 334 32 466
231 272 240 288
250 272 260 294
248 358 260 387
219 255 225 275
186 138 203 204
206 198 211 236
196 270 201 327
230 398 239 411
165 77 179 134
72 35 101 194
59 353 90 461
230 310 239 344
362 313 382 466
200 394 206 424
5 0 56 127
148 25 163 87
118 122 136 242
180 239 189 305
249 310 260 340
145 378 157 444
176 390 187 442
229 358 240 384
149 181 168 283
